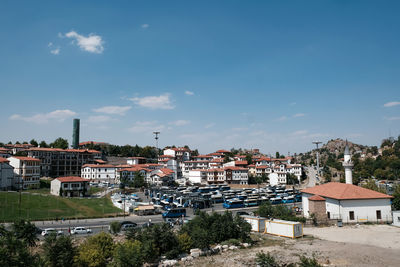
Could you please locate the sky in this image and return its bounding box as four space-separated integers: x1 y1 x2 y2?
1 0 400 155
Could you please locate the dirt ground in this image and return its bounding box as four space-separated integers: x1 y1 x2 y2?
183 225 400 267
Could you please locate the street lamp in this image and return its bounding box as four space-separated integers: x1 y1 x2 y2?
312 141 322 180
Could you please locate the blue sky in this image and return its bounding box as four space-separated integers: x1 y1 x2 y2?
1 0 400 154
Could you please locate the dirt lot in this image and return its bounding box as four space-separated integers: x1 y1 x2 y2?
184 225 400 267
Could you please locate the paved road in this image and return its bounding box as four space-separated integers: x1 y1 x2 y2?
303 166 320 188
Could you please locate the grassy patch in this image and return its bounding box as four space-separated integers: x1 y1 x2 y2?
25 188 51 195
252 234 285 247
0 191 121 222
88 187 105 195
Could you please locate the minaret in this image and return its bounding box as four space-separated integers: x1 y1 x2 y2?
342 140 353 184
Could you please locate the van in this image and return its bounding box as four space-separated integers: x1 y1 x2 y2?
162 208 186 219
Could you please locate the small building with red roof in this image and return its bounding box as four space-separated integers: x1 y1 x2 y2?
301 182 393 223
51 176 89 197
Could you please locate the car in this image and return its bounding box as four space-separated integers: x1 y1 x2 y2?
236 211 250 216
121 223 137 231
71 227 92 235
41 228 63 236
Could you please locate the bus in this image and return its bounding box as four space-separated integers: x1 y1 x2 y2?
162 208 186 219
244 198 259 207
270 197 282 205
223 199 245 209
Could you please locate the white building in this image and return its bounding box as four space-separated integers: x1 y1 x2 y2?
116 166 152 184
81 164 117 183
8 156 41 189
0 157 14 190
393 211 400 227
50 176 89 197
127 157 146 165
268 172 287 186
206 166 248 185
302 182 393 223
187 169 208 184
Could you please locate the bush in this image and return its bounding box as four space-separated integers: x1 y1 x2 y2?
256 251 279 267
298 255 322 267
257 203 306 223
74 232 114 267
177 232 193 253
109 221 121 235
221 238 240 246
111 240 143 267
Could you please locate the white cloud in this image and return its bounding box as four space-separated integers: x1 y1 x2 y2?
205 123 215 129
384 101 400 107
275 116 288 121
87 115 112 123
293 113 305 118
128 121 165 133
93 106 131 115
50 47 60 55
64 31 104 54
169 120 190 126
185 90 194 96
48 42 60 55
384 116 400 121
291 130 308 136
141 24 149 29
9 109 76 124
129 94 174 110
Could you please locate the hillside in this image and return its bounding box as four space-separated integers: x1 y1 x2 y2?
295 137 400 184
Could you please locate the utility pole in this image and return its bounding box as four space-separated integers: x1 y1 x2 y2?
312 141 322 180
153 131 160 160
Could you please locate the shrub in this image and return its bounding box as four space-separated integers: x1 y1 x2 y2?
74 232 114 267
111 240 143 267
298 255 322 267
177 232 193 253
109 221 121 235
256 251 279 267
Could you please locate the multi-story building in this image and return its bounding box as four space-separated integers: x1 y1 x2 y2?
206 166 248 185
81 164 117 183
8 156 41 189
268 172 287 186
0 157 14 190
50 176 89 197
27 148 101 177
0 147 12 158
127 157 147 165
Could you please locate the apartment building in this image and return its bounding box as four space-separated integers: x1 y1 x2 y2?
8 156 41 189
0 157 14 190
81 164 117 183
206 166 248 185
50 176 89 197
27 147 101 177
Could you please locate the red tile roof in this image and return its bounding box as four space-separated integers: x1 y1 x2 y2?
301 182 393 200
12 156 40 162
82 164 116 168
56 176 87 182
0 157 9 163
308 195 326 201
235 160 248 165
216 149 230 153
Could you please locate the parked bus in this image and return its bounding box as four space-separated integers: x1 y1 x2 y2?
244 198 259 207
270 197 282 205
223 199 245 209
162 208 186 219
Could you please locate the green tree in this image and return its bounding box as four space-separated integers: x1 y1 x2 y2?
12 219 38 247
29 139 38 147
177 232 193 253
392 185 400 210
132 171 145 188
109 221 121 235
362 179 386 193
50 137 69 149
75 232 114 267
287 173 299 185
111 240 143 267
39 140 49 148
42 234 76 267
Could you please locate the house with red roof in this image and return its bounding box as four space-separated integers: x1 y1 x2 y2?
50 176 89 197
301 182 393 223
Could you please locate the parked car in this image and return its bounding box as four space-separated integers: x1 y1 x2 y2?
71 227 92 235
41 228 63 236
121 223 137 231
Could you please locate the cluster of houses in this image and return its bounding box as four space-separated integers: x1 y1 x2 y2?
0 143 302 193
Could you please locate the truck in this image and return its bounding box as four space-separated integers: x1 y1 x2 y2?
133 205 156 216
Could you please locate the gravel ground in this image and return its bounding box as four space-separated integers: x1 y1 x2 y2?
184 225 400 267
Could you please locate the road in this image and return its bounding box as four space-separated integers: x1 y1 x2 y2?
303 166 320 188
29 201 302 237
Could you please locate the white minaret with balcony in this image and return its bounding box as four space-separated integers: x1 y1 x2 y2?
342 141 353 184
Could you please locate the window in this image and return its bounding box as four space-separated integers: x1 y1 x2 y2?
376 210 381 220
349 211 354 220
327 212 330 219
